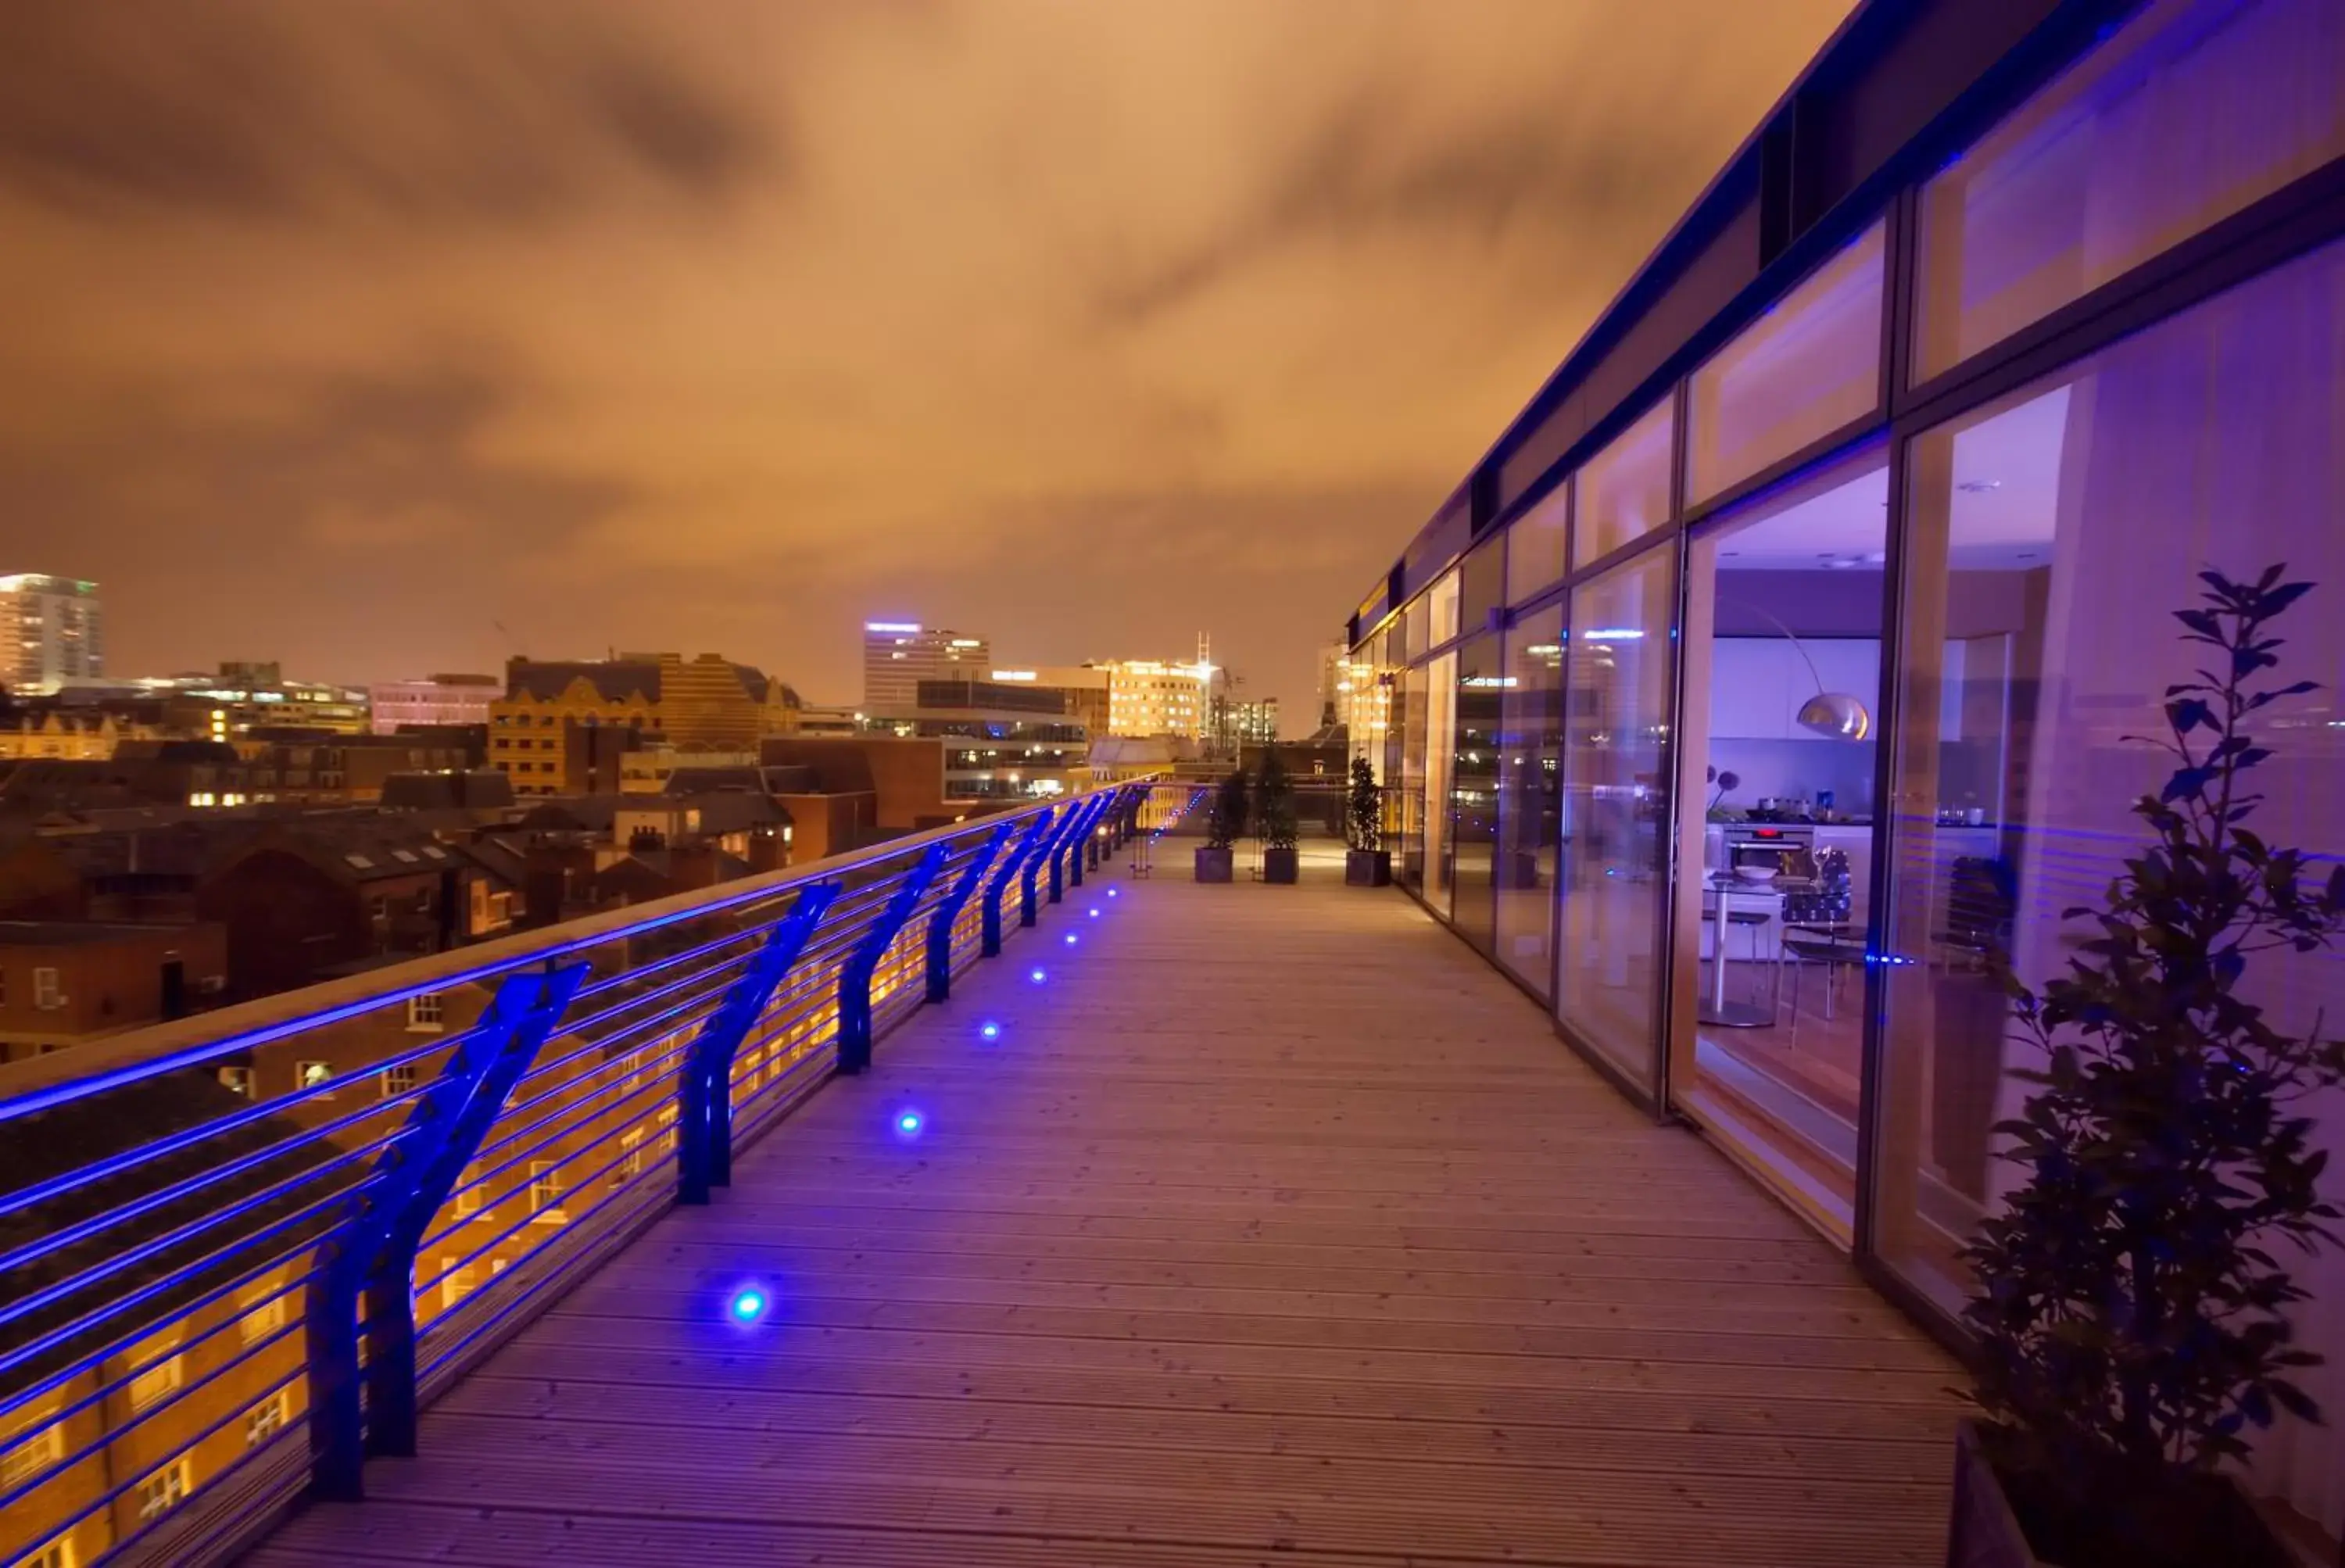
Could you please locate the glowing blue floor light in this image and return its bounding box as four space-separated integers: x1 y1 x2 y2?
979 1020 1002 1042
1106 888 1119 899
1063 932 1079 947
1087 907 1100 918
1029 965 1047 984
894 1108 925 1138
729 1285 769 1323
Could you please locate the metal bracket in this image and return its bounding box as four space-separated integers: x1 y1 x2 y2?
836 843 950 1074
926 823 1014 1003
678 882 840 1204
307 962 586 1499
982 810 1057 957
1029 798 1093 921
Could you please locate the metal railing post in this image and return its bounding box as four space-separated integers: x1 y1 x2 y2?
837 843 950 1075
678 882 839 1204
307 961 587 1498
983 810 1056 957
1054 794 1111 901
927 823 1013 1003
1028 799 1089 922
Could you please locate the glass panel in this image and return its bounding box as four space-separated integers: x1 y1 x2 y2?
1688 223 1885 504
1425 650 1458 917
1402 592 1428 665
1671 446 1888 1237
1573 401 1675 566
1878 235 2345 1320
1397 663 1427 890
1913 0 2345 382
1429 569 1462 647
1506 479 1570 608
1450 635 1502 951
1461 540 1505 636
1556 542 1678 1090
1497 607 1566 997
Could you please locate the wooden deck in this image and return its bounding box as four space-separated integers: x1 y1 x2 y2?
252 849 1957 1568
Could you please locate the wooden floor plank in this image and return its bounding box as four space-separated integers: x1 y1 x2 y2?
254 854 1957 1567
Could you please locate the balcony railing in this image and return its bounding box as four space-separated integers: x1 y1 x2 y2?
0 782 1146 1568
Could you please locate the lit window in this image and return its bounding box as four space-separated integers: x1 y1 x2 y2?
238 1288 287 1344
134 1458 191 1520
18 1536 71 1568
614 1127 645 1186
405 993 444 1032
439 1258 476 1312
33 967 62 1009
217 1066 252 1097
380 1064 418 1099
295 1061 333 1095
528 1162 566 1223
0 1409 63 1490
243 1391 288 1448
127 1333 184 1412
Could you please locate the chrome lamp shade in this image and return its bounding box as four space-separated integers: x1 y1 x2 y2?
1795 691 1872 741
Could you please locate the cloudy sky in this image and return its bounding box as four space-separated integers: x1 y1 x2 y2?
0 1 1851 720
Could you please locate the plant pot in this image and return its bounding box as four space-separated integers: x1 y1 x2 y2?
1947 1423 2046 1568
1344 849 1391 887
1194 847 1233 883
1947 1420 2291 1568
1262 847 1298 884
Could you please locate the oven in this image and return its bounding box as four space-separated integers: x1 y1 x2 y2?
1724 824 1814 878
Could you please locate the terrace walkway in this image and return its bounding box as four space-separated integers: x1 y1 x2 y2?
251 847 1957 1568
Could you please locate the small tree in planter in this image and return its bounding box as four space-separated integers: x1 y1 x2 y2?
1194 768 1248 883
1952 567 2345 1568
1344 756 1390 886
1254 747 1299 884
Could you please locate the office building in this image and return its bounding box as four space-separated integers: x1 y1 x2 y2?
368 674 499 734
154 663 371 739
861 622 990 713
0 574 103 694
1098 659 1211 740
1226 697 1280 747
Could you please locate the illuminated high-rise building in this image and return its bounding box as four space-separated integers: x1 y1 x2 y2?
1099 659 1212 740
0 573 103 694
861 622 991 714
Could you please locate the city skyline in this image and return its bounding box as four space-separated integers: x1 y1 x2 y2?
0 1 1853 718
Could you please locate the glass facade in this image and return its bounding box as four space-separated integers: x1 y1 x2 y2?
1554 545 1677 1093
1505 480 1570 608
1573 401 1674 566
1495 608 1565 996
1348 12 2344 1527
1878 233 2345 1315
1912 0 2345 382
1449 636 1502 952
1687 222 1885 504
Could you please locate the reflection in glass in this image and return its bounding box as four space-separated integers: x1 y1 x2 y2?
1425 650 1458 917
1461 542 1505 637
1397 663 1427 890
1674 449 1887 1234
1450 636 1502 950
1574 401 1674 567
1912 0 2345 382
1506 481 1570 608
1688 223 1885 504
1878 237 2345 1316
1496 609 1565 997
1556 544 1677 1091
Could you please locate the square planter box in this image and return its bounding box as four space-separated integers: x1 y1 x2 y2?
1194 847 1234 883
1344 849 1391 886
1262 847 1298 884
1946 1420 2288 1568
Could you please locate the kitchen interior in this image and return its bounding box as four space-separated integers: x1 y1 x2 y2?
1676 448 2035 1222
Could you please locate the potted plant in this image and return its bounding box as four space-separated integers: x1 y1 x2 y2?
1194 768 1247 883
1951 567 2345 1568
1254 747 1299 885
1344 756 1390 886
